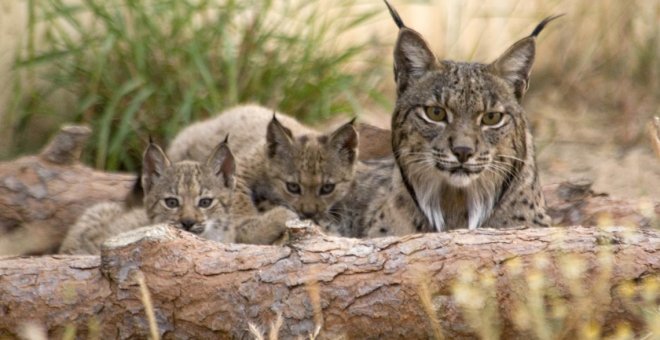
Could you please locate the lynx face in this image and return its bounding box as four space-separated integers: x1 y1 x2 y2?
265 117 358 222
385 1 557 231
142 141 236 241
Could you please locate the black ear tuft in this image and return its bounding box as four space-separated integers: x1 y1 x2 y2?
530 14 564 38
383 0 405 29
141 142 171 193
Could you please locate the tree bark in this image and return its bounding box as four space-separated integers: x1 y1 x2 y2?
0 125 135 255
0 225 658 339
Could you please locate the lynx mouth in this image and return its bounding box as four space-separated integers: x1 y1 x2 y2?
434 161 483 175
434 161 484 187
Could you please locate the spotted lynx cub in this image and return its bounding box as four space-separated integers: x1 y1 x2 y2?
59 140 236 254
167 105 359 243
361 2 558 236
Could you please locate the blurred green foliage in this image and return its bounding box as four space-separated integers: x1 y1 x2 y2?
10 0 387 170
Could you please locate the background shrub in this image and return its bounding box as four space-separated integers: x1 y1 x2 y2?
9 0 386 170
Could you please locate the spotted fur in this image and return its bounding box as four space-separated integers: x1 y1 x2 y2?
167 105 359 244
59 140 236 254
364 3 558 236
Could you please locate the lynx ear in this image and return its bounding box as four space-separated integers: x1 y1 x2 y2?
266 115 294 159
328 119 358 165
386 0 438 95
206 136 235 188
489 15 563 100
393 29 438 95
141 141 171 193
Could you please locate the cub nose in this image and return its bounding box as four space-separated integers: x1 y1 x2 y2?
451 146 475 163
180 219 196 230
300 210 316 220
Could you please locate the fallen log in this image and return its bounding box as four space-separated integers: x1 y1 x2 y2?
0 224 658 338
0 125 135 255
1 125 658 256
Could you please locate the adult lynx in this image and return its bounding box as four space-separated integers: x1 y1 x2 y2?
363 2 559 236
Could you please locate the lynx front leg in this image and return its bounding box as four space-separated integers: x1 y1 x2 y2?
233 206 297 245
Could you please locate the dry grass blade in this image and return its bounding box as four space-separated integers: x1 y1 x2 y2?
410 265 444 340
268 313 284 340
305 276 324 335
18 322 48 340
651 116 660 159
136 272 160 340
249 322 265 340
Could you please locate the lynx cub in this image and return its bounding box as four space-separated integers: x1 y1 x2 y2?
167 105 359 243
59 140 236 254
362 2 558 236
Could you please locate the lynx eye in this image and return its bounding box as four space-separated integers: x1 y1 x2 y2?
286 182 301 194
164 197 179 208
319 183 335 195
481 112 504 126
423 106 447 123
198 198 213 208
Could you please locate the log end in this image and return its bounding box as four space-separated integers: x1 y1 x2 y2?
102 224 177 250
285 218 324 243
39 125 92 165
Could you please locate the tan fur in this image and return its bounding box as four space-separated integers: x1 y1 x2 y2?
59 202 148 254
59 141 236 254
361 5 558 237
168 104 315 162
167 104 359 243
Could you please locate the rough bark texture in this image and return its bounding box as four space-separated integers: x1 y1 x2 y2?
0 225 658 339
0 125 134 255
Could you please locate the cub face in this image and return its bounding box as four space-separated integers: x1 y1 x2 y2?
141 140 236 240
265 117 358 222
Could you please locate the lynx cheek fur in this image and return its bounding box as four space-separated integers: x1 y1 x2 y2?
383 1 558 231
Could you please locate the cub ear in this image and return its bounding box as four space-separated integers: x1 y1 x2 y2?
328 119 358 165
206 135 236 188
266 115 294 159
489 15 563 100
386 1 438 95
141 141 171 193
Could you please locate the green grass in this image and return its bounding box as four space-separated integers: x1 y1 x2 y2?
9 0 387 171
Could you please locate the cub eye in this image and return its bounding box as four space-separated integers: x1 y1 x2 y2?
198 198 213 208
481 112 504 126
424 106 447 122
164 197 179 208
320 183 335 195
286 182 301 194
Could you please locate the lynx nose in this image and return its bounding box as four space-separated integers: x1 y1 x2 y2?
451 146 475 163
180 219 196 230
300 210 316 220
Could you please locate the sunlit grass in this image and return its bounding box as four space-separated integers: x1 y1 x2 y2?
8 0 386 171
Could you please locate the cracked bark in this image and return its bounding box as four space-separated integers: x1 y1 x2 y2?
0 225 658 339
